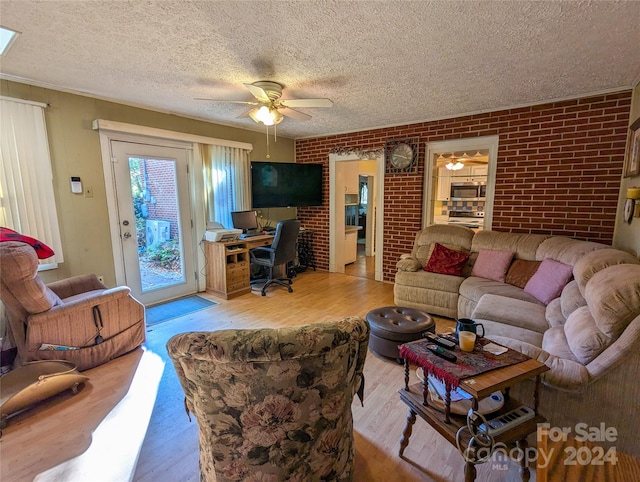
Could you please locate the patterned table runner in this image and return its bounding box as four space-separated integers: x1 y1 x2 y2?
399 337 530 389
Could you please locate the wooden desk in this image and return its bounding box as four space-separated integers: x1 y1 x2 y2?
204 236 273 299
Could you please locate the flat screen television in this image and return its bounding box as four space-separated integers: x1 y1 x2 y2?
251 161 323 208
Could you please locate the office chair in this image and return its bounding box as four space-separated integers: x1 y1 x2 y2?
249 219 301 296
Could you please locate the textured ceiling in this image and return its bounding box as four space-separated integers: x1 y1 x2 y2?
1 1 639 139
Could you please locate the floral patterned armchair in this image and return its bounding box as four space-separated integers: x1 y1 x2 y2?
166 316 370 482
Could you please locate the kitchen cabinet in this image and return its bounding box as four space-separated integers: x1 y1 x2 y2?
470 165 488 182
344 162 359 194
436 167 452 201
449 165 488 182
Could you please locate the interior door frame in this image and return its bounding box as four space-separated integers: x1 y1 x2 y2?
329 153 384 281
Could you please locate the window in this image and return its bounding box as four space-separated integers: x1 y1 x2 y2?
0 97 63 267
202 144 251 229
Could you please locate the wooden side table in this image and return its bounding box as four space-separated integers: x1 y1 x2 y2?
398 355 548 482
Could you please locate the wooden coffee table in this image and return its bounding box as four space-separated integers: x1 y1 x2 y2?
398 353 549 482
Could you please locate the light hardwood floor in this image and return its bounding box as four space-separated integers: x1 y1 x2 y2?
3 271 544 481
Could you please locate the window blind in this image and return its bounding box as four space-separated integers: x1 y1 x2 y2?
0 97 63 266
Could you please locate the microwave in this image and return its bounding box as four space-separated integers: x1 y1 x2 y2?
450 182 486 201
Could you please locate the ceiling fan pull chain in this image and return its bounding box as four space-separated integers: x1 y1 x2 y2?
266 125 270 158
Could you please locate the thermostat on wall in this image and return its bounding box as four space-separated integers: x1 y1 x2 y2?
70 176 82 194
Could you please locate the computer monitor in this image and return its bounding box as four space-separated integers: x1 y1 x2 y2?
231 210 259 233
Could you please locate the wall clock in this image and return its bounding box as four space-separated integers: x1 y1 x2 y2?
385 138 418 173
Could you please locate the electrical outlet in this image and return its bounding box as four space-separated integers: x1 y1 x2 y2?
97 275 104 283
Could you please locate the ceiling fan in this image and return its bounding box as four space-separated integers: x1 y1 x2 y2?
196 80 333 126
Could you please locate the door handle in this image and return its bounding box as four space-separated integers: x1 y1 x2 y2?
123 232 132 239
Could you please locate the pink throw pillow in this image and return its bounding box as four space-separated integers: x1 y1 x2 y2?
524 258 573 305
424 243 470 276
471 249 515 282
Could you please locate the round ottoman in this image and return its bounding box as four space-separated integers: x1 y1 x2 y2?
366 306 435 361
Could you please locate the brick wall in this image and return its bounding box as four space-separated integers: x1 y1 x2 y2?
296 92 632 282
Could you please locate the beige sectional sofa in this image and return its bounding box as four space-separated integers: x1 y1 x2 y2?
394 224 640 456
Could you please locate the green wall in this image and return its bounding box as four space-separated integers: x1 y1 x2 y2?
1 80 296 285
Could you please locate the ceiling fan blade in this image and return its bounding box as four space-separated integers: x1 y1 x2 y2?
243 83 271 103
194 98 259 105
279 98 333 108
279 107 312 121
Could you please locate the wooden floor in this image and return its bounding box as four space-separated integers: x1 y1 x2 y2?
344 243 375 279
4 270 633 481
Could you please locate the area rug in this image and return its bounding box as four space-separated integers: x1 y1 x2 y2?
146 295 218 326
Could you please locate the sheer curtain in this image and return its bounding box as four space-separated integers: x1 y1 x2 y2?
202 144 252 229
0 97 63 266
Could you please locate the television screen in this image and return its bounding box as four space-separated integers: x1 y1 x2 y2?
251 161 323 208
231 210 259 233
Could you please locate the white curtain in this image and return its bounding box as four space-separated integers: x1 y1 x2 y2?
202 144 251 229
0 98 63 265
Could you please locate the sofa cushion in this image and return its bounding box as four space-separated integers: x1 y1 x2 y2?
542 326 580 362
536 236 608 266
573 248 640 295
459 276 542 306
471 231 549 260
412 224 474 265
545 299 565 327
472 294 549 334
560 280 587 320
585 264 640 339
524 258 573 305
471 249 514 282
393 283 460 319
505 259 541 289
424 243 470 276
396 269 464 293
474 318 544 346
564 307 611 365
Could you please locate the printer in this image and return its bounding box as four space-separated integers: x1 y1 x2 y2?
204 222 242 242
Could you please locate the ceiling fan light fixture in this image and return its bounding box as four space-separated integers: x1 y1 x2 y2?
250 105 283 126
254 105 274 125
446 161 464 171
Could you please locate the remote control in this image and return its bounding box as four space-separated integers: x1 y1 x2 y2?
423 332 456 350
426 344 457 362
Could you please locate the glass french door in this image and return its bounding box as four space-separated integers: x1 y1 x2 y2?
111 141 196 305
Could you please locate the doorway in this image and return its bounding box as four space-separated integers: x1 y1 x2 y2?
110 141 196 305
345 174 375 279
329 153 384 281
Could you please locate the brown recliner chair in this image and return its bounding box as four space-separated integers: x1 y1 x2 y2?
0 241 145 371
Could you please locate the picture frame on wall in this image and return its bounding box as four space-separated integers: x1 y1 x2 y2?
623 117 640 178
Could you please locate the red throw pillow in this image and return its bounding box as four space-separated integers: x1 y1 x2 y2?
424 243 470 276
0 227 55 259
